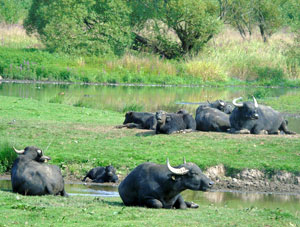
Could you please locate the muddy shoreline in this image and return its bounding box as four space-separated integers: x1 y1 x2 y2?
2 165 300 195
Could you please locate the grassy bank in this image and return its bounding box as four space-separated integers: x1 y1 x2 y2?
0 190 299 226
0 24 299 86
0 96 299 178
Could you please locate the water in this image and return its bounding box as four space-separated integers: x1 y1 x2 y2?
1 179 299 214
0 81 299 132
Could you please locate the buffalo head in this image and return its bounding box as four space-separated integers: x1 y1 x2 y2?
13 146 51 163
167 158 214 191
232 96 259 120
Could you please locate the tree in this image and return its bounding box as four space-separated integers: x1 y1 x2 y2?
130 0 222 58
0 0 32 23
219 0 285 42
24 0 133 56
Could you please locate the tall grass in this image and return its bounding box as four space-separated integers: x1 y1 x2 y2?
0 23 299 85
0 140 17 173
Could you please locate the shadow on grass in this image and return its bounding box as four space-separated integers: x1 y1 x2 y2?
135 131 156 137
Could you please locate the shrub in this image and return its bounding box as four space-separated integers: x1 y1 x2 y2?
24 0 133 56
0 141 17 173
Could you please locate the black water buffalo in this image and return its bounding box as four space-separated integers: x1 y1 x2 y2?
208 100 233 114
11 146 67 196
82 165 118 183
118 159 213 209
230 97 296 134
195 105 231 132
120 111 157 130
155 111 196 134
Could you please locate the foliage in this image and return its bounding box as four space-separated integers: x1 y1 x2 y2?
24 0 133 56
0 0 32 23
130 0 222 58
0 140 17 173
219 0 285 42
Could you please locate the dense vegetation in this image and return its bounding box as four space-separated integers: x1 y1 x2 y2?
0 0 299 86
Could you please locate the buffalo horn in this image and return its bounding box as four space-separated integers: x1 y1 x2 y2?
167 158 189 175
218 100 225 106
232 97 243 107
13 147 25 154
253 96 258 108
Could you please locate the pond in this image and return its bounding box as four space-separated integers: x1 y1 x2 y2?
0 81 300 133
1 179 300 214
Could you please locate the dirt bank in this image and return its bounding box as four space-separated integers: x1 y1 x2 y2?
205 164 300 193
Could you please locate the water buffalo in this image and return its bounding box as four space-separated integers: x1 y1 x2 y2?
82 165 118 183
155 111 196 134
230 97 296 134
208 100 233 114
195 105 231 132
118 158 214 209
11 146 67 196
120 111 157 130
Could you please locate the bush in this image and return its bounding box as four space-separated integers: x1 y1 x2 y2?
24 0 133 56
0 141 17 173
255 66 285 83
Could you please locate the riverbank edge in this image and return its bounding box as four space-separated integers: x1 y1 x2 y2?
2 165 300 194
1 78 300 89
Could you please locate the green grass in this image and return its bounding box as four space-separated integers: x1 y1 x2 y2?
0 190 299 226
0 96 299 178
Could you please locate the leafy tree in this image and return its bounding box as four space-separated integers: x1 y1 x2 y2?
24 0 133 56
0 0 32 23
219 0 285 42
130 0 222 58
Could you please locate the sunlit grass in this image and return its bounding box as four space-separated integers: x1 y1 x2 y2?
0 23 42 49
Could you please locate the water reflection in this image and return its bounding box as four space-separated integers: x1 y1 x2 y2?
1 179 300 213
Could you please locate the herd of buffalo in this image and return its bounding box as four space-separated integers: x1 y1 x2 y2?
9 97 295 209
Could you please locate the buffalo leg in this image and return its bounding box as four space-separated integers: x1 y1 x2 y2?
185 201 199 208
61 189 69 197
279 122 296 135
144 199 163 208
173 195 187 209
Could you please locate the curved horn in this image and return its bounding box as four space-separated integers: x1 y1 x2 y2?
183 157 186 164
13 147 25 154
218 100 225 106
167 158 189 175
253 96 258 108
232 97 243 107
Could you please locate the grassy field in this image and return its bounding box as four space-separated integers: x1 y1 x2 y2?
0 95 300 177
0 190 299 227
1 95 300 226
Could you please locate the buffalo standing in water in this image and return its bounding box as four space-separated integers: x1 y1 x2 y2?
118 159 214 209
230 97 296 135
11 146 67 196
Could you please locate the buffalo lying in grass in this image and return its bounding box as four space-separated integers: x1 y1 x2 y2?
195 105 231 132
208 100 233 114
82 165 118 183
118 158 213 209
155 111 196 134
11 146 67 196
230 97 296 135
119 111 157 130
